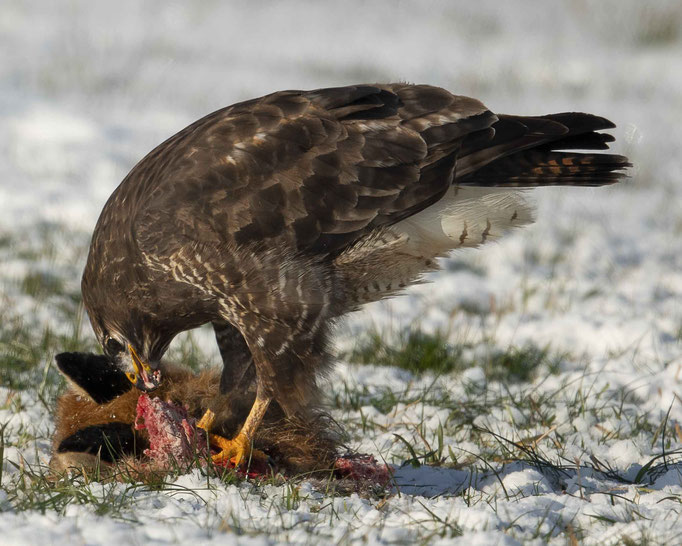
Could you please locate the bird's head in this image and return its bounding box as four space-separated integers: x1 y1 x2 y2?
83 292 168 392
81 223 213 392
81 237 176 392
99 331 163 392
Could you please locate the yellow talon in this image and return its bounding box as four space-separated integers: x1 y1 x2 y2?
210 431 250 465
197 408 216 431
197 408 266 466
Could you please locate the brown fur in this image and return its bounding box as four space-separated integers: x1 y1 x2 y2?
51 363 340 478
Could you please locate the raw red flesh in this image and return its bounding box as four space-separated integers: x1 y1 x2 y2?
334 454 391 485
134 394 390 484
134 394 208 467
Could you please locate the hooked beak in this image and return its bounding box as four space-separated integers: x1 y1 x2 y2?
125 344 161 391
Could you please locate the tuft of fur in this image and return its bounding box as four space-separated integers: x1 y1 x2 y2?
51 358 340 478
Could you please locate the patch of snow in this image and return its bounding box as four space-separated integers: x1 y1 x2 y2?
2 0 682 543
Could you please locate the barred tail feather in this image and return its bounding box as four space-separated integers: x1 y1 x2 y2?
461 150 630 188
458 111 631 188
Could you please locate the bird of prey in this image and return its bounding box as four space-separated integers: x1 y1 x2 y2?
82 83 629 464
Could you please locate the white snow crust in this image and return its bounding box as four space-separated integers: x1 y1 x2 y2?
1 1 681 543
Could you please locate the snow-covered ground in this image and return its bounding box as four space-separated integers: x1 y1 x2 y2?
1 1 682 544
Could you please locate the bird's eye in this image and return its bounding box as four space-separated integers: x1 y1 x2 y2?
105 337 124 355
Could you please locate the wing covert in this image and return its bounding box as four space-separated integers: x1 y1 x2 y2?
134 84 494 257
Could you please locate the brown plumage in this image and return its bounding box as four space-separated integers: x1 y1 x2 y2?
81 83 629 461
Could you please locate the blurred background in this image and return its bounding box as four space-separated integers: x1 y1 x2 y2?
2 3 682 541
2 0 680 229
0 0 681 384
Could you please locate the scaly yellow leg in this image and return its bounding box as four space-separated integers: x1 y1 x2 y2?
197 390 271 466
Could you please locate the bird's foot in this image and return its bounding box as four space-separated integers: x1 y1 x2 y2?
208 430 267 466
197 409 266 466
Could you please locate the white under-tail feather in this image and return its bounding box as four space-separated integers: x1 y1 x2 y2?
394 186 535 256
336 187 535 304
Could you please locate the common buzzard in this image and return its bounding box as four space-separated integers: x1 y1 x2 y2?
82 84 629 463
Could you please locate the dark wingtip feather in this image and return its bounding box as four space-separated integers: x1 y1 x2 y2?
504 115 568 137
542 112 617 132
543 131 616 151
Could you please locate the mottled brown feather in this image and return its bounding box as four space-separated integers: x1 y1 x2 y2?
81 83 629 422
